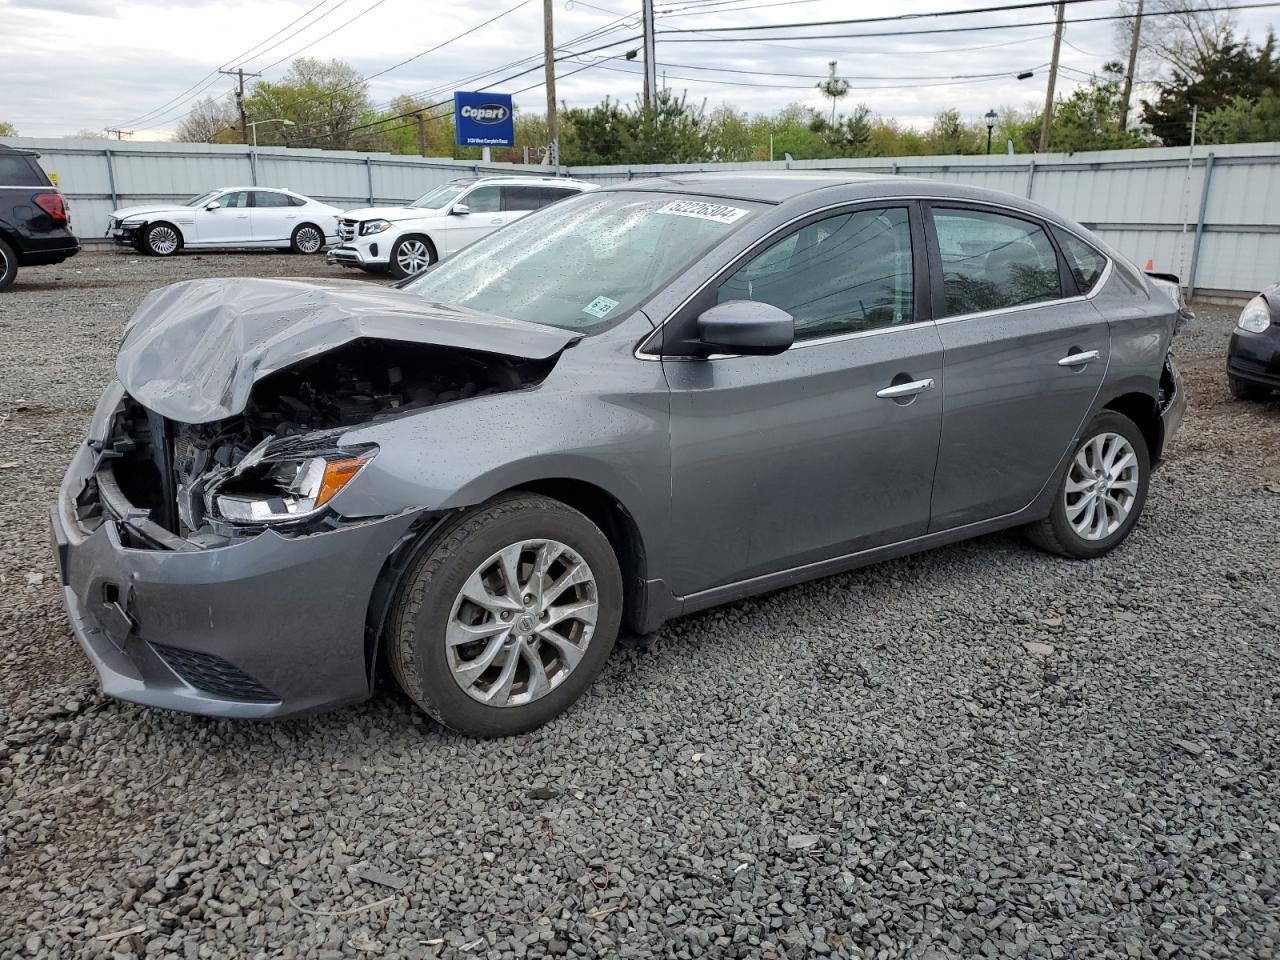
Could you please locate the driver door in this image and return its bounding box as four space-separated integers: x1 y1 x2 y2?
662 204 945 597
194 190 251 245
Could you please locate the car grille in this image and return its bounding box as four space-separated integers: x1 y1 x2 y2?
338 219 357 242
151 643 280 703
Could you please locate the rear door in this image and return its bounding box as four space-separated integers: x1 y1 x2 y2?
441 184 504 255
925 203 1110 531
249 190 295 243
662 203 944 596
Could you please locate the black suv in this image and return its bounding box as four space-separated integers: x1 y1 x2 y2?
0 144 79 290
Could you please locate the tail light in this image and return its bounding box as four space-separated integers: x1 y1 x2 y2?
33 193 68 223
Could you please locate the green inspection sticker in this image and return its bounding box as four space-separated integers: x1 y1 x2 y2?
582 296 620 319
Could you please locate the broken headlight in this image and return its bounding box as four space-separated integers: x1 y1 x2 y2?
360 219 392 236
213 444 376 524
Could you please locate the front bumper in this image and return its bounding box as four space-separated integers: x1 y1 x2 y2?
325 238 388 268
107 221 142 247
52 437 421 719
1227 325 1280 390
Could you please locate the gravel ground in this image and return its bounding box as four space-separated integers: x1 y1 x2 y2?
2 251 1278 960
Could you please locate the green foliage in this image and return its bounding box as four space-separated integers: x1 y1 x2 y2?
1029 63 1148 153
1200 92 1280 143
1142 29 1280 145
0 121 17 137
173 96 240 144
243 58 384 151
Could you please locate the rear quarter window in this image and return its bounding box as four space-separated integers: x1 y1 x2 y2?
0 154 48 187
1052 226 1108 293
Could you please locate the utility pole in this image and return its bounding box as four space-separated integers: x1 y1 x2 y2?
543 0 558 165
416 113 427 157
103 128 132 140
1119 0 1145 132
642 0 657 108
219 67 261 144
1038 2 1066 153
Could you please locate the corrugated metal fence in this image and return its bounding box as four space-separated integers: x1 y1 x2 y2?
5 137 1278 294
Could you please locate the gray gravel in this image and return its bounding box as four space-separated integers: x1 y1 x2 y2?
2 252 1279 959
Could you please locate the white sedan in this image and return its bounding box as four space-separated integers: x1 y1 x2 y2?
107 187 342 257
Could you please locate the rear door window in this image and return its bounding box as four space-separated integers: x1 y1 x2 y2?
930 208 1062 316
252 191 290 208
1052 226 1108 293
501 186 544 212
0 153 47 186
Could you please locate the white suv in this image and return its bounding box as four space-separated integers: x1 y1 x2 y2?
328 175 597 279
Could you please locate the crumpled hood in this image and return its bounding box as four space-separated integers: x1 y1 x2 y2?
116 277 580 424
342 205 443 222
111 204 190 222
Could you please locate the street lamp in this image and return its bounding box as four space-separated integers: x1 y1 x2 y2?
984 109 998 155
248 117 295 148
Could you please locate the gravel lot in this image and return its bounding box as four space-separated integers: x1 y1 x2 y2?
2 251 1278 960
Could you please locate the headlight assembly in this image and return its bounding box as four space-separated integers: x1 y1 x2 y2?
212 444 376 525
1237 295 1272 334
360 219 392 236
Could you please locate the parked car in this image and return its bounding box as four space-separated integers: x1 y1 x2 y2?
327 175 596 279
107 187 342 257
1227 282 1279 400
53 173 1187 736
0 144 79 290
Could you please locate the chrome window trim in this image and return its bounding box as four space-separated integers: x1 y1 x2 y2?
634 193 1112 361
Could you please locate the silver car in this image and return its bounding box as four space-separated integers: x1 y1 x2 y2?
52 173 1187 736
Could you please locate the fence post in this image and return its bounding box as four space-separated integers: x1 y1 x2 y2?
1187 152 1215 297
365 156 375 205
103 148 119 209
1025 159 1036 199
249 148 258 186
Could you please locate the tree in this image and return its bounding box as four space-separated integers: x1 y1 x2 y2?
623 89 709 163
925 109 981 154
816 61 850 125
1200 92 1280 142
560 97 633 165
706 106 758 161
243 58 385 151
72 129 109 139
0 121 16 136
1042 62 1149 151
174 96 239 143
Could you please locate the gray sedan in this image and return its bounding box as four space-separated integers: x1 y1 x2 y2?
52 173 1187 736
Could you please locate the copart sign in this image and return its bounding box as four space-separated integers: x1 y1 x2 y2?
455 91 515 148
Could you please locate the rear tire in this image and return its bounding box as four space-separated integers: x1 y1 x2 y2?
1026 411 1150 559
290 223 325 254
1228 375 1270 401
142 222 181 257
0 237 17 290
387 493 622 737
388 235 434 279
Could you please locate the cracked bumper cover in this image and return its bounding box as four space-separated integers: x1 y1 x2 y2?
51 439 422 719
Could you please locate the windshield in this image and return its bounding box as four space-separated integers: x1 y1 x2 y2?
184 191 219 207
402 192 760 330
410 183 470 209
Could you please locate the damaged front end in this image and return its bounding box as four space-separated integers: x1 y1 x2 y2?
51 277 578 717
99 337 556 547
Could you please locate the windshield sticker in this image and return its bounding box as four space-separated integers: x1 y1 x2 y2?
655 200 748 224
582 296 620 319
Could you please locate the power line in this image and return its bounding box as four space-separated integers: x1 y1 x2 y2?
225 0 354 71
254 0 396 74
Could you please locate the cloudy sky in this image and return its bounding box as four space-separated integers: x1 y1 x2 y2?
2 0 1277 139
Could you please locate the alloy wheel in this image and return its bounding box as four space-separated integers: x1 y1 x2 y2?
396 239 431 274
148 226 179 255
296 226 323 253
1064 432 1139 541
446 539 598 708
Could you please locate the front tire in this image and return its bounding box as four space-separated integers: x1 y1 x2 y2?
142 222 181 257
388 235 434 279
1026 411 1150 559
290 223 325 254
387 493 622 737
0 237 17 290
1228 375 1271 402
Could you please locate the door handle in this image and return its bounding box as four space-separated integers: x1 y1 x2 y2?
876 377 935 399
1058 349 1100 367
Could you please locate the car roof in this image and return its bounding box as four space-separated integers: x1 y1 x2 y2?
468 175 593 188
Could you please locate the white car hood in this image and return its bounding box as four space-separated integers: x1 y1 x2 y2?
111 204 192 222
342 206 446 223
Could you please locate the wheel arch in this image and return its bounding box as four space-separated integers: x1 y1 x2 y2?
361 478 651 688
144 220 183 253
1102 391 1162 464
291 221 326 252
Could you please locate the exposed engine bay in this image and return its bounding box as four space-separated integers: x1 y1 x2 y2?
103 339 556 546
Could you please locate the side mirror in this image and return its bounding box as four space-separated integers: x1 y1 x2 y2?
695 300 794 356
451 203 470 216
205 200 221 210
